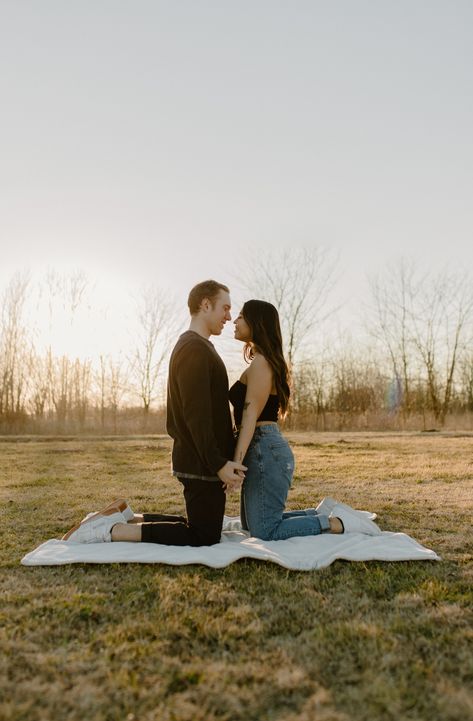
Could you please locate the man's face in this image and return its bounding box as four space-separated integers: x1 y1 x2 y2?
204 290 232 336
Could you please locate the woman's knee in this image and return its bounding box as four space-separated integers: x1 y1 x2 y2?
247 520 275 541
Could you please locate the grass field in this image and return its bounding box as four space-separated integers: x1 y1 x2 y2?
1 432 472 721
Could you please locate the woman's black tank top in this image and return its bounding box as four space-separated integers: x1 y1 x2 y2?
229 380 279 427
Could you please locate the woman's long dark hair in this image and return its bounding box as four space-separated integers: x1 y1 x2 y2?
242 300 291 418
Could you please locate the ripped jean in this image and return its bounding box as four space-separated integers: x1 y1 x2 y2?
240 424 330 541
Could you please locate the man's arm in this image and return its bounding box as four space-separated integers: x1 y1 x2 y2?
216 460 247 492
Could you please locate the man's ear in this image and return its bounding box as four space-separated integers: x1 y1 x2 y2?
200 297 210 313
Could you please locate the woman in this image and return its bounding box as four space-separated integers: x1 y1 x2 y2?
230 299 381 540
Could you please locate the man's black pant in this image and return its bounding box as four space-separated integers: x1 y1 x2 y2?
140 477 226 546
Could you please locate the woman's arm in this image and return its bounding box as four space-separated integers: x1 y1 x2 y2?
233 354 273 464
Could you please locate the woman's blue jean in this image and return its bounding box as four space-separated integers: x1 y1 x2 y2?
240 425 331 541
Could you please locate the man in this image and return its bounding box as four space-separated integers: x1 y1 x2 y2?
62 280 246 546
149 278 246 545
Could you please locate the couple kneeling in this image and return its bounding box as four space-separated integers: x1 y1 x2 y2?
62 280 381 545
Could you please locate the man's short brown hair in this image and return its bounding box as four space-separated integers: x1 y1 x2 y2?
187 280 230 315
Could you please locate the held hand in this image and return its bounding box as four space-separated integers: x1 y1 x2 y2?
223 469 246 493
217 461 247 492
223 479 243 494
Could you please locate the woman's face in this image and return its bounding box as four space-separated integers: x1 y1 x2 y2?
233 310 252 342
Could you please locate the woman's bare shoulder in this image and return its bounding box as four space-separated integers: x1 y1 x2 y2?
248 352 271 370
247 353 272 385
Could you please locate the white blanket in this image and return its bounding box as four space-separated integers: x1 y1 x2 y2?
21 516 439 570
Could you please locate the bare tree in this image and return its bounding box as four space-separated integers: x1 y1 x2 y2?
27 350 50 419
367 259 418 417
45 268 89 318
131 286 181 416
71 357 92 430
369 260 473 425
0 272 31 427
239 246 338 368
39 269 92 429
46 353 91 431
98 354 128 433
411 269 473 424
459 352 473 412
108 357 127 433
98 354 107 430
47 352 71 428
329 347 383 422
291 358 329 430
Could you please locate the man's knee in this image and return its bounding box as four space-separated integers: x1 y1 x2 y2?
190 525 222 546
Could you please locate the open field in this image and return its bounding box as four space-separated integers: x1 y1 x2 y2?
1 433 472 721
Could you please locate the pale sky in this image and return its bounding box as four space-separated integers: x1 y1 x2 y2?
1 0 472 366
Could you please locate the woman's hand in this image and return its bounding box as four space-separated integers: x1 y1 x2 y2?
217 460 247 492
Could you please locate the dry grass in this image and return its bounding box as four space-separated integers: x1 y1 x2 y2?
1 432 472 721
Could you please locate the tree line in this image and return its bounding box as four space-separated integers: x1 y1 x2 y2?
1 252 472 434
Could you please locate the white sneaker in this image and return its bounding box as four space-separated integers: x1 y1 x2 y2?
316 496 377 520
330 504 382 535
62 509 126 543
81 498 134 524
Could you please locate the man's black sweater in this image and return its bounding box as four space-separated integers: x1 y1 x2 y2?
166 330 235 480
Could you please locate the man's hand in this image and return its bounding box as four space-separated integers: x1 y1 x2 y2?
217 461 247 492
223 477 244 494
